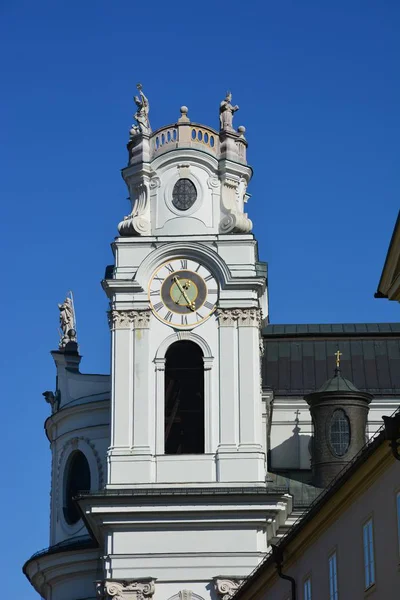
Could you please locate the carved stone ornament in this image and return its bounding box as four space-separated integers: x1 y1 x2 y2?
166 589 205 600
214 578 244 600
219 178 252 234
118 181 151 236
149 176 161 190
108 310 151 330
216 308 261 328
58 293 77 348
207 176 220 190
97 580 155 600
259 332 265 357
129 83 151 137
219 91 239 132
42 390 60 414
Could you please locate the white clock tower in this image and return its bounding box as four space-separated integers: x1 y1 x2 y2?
24 90 293 600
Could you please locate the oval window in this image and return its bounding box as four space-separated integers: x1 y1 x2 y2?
330 409 351 457
172 178 197 211
63 450 91 525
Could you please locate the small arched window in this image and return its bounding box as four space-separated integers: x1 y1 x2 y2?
330 409 351 457
165 341 204 454
63 450 91 525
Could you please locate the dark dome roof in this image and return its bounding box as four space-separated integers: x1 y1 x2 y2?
315 368 360 394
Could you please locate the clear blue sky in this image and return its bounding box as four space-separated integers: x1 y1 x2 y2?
1 1 399 597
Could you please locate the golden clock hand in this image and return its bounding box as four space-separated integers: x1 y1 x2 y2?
173 276 195 311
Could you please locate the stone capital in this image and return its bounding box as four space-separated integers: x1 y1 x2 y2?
216 308 261 328
97 580 156 600
108 310 151 330
237 308 261 328
213 578 244 600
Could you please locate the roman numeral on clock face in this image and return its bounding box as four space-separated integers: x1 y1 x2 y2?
180 259 188 269
164 311 173 322
165 263 174 273
150 289 160 296
204 274 213 282
196 312 203 321
153 302 163 312
204 301 214 310
181 315 188 325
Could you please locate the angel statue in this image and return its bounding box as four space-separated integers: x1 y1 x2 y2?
58 294 77 348
219 91 239 132
130 83 151 136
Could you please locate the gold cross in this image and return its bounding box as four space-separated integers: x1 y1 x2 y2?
335 350 342 368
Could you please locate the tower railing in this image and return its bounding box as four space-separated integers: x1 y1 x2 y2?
150 122 220 158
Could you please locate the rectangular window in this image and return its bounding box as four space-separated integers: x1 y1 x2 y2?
329 552 338 600
363 519 375 589
397 492 400 556
303 577 312 600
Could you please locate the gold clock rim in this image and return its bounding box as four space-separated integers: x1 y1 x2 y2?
148 258 218 327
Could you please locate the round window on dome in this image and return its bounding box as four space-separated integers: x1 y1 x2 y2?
63 450 91 525
172 178 197 211
329 409 351 457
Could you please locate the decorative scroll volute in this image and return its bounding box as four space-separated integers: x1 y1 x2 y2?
118 181 151 236
213 578 244 600
97 580 156 600
219 176 252 234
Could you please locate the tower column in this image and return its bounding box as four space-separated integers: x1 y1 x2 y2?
109 311 134 450
237 308 263 450
216 310 239 452
131 311 152 454
108 309 155 486
216 309 264 482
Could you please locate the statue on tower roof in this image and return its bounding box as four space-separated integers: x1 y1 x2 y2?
130 83 151 137
58 292 77 348
219 91 239 132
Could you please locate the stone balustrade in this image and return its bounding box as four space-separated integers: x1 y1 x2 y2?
150 123 219 158
127 107 247 166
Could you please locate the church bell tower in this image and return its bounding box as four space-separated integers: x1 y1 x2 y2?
24 88 293 600
103 90 269 488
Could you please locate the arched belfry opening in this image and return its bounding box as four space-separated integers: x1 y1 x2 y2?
164 341 204 455
63 450 91 525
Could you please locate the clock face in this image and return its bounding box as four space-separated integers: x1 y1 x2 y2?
149 258 218 328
